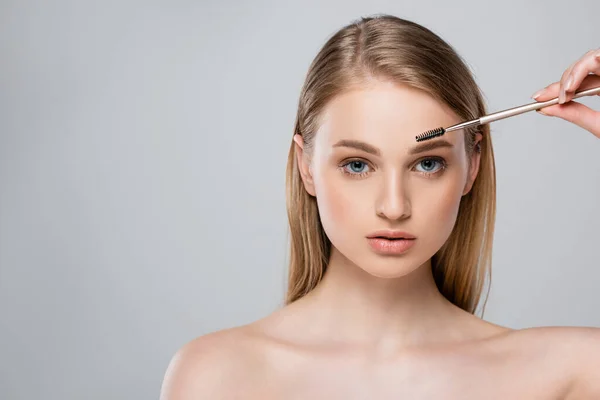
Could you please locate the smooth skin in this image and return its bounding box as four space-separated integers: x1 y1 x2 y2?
160 49 600 400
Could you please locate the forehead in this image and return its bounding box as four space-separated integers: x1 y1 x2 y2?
316 80 464 152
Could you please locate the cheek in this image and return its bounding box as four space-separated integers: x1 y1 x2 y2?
314 172 348 226
415 173 465 236
312 167 367 241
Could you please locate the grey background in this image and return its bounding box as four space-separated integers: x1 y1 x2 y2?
1 0 599 398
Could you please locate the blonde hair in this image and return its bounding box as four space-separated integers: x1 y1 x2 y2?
285 15 496 315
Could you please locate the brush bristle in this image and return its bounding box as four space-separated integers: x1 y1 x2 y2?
415 127 445 142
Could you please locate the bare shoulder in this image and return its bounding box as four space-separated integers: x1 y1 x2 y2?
503 325 600 398
505 325 600 357
159 324 267 400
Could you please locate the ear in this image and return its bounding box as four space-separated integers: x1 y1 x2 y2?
293 134 316 197
462 133 483 196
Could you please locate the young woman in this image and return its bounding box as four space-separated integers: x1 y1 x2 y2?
161 15 600 399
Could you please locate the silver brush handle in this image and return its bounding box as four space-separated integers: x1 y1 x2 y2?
480 85 600 124
446 85 600 132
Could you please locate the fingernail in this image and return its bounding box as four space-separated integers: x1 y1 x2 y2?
536 109 549 116
532 89 544 100
559 89 566 104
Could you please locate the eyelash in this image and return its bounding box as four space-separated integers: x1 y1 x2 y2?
338 157 448 179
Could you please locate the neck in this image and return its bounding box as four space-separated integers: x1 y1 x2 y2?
292 247 470 349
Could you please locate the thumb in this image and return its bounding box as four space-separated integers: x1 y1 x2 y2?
537 101 600 138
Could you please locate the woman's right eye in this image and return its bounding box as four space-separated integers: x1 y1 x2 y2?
342 160 370 175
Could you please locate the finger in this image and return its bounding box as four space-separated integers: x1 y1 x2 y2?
533 81 561 101
532 48 600 102
563 48 600 103
532 74 600 102
558 60 578 103
537 101 600 138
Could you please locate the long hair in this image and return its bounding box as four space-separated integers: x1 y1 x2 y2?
285 15 496 315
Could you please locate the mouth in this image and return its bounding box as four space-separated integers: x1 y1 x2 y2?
371 237 413 240
366 231 417 255
366 231 416 240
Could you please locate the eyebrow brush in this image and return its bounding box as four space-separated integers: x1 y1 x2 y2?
415 85 600 142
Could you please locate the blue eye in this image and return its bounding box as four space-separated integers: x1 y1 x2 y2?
344 160 369 174
415 158 444 174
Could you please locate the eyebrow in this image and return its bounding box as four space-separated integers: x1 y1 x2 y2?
408 139 454 155
332 139 454 156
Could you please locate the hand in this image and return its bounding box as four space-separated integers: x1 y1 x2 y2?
531 48 600 138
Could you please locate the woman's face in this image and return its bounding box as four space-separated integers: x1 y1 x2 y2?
295 80 482 278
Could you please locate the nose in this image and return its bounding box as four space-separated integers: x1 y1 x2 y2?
375 170 411 221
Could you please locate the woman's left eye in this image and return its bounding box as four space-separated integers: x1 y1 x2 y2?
414 158 446 174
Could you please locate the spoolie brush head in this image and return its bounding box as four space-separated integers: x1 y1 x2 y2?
415 127 445 142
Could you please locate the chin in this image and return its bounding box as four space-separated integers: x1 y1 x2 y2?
330 241 438 279
357 256 426 279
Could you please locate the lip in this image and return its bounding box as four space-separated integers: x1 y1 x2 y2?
366 230 417 255
366 237 416 255
366 230 416 240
